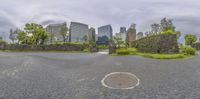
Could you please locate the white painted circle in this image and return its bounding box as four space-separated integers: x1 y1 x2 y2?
101 72 140 89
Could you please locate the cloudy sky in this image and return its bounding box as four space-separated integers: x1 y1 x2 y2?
0 0 200 42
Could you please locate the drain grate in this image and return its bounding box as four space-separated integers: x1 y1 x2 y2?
101 72 139 89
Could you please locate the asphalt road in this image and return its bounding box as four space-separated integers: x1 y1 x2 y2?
0 52 200 99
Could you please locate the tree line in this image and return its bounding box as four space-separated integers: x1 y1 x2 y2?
9 23 68 45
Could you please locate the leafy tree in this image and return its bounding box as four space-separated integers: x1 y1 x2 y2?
60 26 68 42
24 23 48 45
185 34 197 45
16 23 48 45
17 31 27 44
160 26 181 39
113 37 125 48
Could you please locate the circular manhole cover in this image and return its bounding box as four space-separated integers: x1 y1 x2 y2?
101 72 139 89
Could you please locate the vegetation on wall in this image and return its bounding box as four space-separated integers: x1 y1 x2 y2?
132 34 179 54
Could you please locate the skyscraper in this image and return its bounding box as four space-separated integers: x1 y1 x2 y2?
120 27 126 33
88 27 96 42
97 25 113 45
69 22 89 42
115 27 127 42
127 24 136 47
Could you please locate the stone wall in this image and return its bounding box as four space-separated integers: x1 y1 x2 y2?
191 43 200 50
132 34 179 54
0 43 85 51
0 42 6 50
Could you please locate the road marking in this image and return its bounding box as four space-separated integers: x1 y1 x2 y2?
97 52 109 54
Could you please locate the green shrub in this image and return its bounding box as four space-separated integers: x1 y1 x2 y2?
182 46 196 55
97 45 109 49
116 49 130 55
160 30 177 35
83 48 90 52
139 53 185 59
127 48 137 53
0 40 6 43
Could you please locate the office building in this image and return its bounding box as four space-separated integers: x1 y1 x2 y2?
88 27 96 42
46 22 67 42
69 22 89 42
97 25 113 45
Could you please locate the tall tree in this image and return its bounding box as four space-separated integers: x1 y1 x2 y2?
17 31 27 44
60 26 68 42
185 34 197 45
24 23 48 45
160 18 175 32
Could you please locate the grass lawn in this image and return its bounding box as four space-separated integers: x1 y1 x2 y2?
113 48 194 60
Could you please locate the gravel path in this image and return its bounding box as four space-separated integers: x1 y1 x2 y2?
0 52 200 99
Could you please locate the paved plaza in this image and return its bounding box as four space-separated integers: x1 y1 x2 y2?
0 52 200 99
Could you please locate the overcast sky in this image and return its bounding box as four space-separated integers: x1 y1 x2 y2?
0 0 200 42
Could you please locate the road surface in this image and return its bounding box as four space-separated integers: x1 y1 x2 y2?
0 52 200 99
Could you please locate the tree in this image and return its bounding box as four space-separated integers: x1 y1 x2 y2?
113 37 125 48
60 26 68 42
160 18 175 32
24 23 48 45
17 31 27 44
150 23 160 35
185 34 197 45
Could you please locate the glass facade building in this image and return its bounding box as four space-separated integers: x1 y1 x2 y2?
97 25 113 45
69 22 89 42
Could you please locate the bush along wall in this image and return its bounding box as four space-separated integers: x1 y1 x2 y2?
0 43 86 51
191 42 200 50
132 34 179 54
0 41 6 50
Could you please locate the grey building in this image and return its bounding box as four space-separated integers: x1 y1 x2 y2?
69 22 89 43
97 25 113 45
98 25 113 39
46 22 67 42
137 32 144 40
88 27 96 42
120 27 126 33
